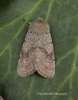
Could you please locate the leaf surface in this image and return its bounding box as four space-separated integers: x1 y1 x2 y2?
0 0 78 100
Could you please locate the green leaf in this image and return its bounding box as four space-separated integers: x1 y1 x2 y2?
0 0 78 100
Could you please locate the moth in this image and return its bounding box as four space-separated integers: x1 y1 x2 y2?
17 18 55 78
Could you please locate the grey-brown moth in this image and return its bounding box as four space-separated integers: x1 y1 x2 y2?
17 18 55 78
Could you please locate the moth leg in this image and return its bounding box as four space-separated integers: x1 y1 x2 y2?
23 19 31 25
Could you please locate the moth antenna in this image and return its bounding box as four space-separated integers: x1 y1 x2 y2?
23 19 31 25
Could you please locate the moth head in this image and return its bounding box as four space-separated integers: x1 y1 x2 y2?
29 18 50 33
36 18 44 23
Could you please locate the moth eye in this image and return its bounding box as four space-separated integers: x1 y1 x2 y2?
30 31 32 33
46 32 47 34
